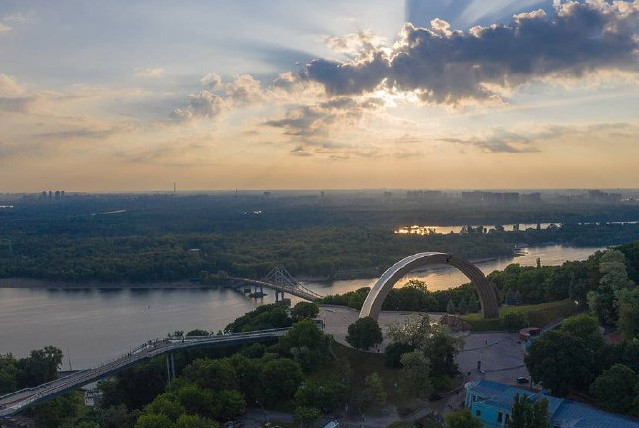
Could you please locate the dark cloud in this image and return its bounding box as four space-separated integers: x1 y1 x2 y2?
439 123 638 153
0 96 36 113
440 129 544 153
290 145 312 157
303 1 639 104
32 127 122 140
263 96 383 144
263 97 385 158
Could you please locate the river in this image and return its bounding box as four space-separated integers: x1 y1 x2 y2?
0 245 604 368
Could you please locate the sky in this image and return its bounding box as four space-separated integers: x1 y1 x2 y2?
0 0 638 192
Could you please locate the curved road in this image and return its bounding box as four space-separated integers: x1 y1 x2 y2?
0 328 289 418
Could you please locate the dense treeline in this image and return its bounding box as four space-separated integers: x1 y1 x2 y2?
3 193 639 235
1 193 639 283
23 304 362 428
525 314 639 416
321 240 639 320
0 346 63 394
2 223 639 283
320 282 480 314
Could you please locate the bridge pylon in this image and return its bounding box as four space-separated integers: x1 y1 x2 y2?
262 266 299 288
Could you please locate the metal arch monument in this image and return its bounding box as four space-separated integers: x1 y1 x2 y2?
359 252 499 320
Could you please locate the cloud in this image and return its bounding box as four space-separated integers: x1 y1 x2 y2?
200 73 222 89
0 96 36 113
0 74 27 97
439 122 638 153
0 23 11 32
171 90 225 121
31 126 128 141
290 145 312 157
172 74 269 121
0 74 37 113
224 74 263 105
134 68 165 78
324 30 388 57
263 95 386 157
303 1 639 104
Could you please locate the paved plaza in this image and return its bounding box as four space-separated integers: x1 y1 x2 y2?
319 305 532 420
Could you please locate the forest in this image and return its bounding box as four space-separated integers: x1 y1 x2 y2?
1 193 639 283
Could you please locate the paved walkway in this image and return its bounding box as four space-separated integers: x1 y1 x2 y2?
319 306 531 425
319 305 443 353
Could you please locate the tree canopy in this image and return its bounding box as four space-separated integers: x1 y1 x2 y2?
346 317 383 350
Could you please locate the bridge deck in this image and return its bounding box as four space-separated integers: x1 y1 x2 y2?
229 277 322 301
0 329 288 418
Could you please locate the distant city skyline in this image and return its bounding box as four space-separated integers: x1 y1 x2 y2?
1 0 638 192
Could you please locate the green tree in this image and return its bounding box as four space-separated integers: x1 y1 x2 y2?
175 414 219 428
182 358 236 390
228 354 263 402
617 288 639 339
444 408 483 428
510 393 550 428
386 314 433 348
98 404 133 428
291 302 319 321
386 314 462 376
176 384 215 418
294 380 344 413
446 299 456 314
279 319 331 371
590 363 638 414
224 304 292 333
361 372 386 411
399 351 431 397
346 317 383 350
0 353 18 394
503 312 527 332
589 250 636 325
185 329 209 337
524 331 593 396
560 313 599 340
384 342 415 368
145 393 185 421
211 389 245 421
100 358 166 410
75 421 100 428
135 413 175 428
16 346 63 388
260 358 303 404
559 313 602 349
29 391 83 428
293 406 322 428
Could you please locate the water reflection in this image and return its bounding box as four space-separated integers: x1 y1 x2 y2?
0 244 604 368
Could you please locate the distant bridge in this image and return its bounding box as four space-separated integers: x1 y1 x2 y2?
230 266 323 302
0 329 289 418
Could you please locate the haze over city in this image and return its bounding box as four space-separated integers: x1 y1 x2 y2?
1 0 638 192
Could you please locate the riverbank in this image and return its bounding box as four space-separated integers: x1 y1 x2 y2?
0 244 604 292
0 277 219 289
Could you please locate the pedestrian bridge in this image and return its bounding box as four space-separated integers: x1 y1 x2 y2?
0 329 289 418
359 252 499 320
230 266 323 302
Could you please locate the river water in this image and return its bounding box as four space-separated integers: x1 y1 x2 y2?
0 245 603 368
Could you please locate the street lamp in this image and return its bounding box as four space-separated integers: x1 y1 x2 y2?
256 400 270 427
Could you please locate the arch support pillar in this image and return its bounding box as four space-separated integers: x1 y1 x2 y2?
359 252 499 320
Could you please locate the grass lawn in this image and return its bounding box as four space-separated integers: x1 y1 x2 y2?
460 299 580 331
